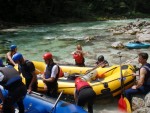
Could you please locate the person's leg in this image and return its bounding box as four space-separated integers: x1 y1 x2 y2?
125 88 139 104
3 97 15 113
87 101 93 113
17 99 24 113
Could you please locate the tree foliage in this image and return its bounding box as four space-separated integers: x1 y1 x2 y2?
0 0 149 23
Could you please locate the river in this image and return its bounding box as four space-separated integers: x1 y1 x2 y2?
0 18 150 113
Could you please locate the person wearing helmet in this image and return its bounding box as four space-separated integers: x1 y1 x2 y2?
96 55 109 68
6 44 17 66
74 77 96 113
12 53 37 93
0 66 27 113
42 52 61 98
71 44 87 67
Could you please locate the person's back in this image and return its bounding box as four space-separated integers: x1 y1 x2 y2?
0 66 27 113
6 45 17 66
74 77 96 113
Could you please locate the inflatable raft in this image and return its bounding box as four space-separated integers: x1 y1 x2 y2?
0 86 87 113
125 42 150 49
30 61 136 97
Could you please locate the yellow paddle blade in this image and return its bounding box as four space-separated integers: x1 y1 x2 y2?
124 97 132 113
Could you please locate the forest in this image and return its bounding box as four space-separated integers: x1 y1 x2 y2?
0 0 150 24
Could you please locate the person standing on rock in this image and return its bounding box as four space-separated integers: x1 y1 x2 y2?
125 52 150 106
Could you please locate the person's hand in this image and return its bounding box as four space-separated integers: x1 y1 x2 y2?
132 85 137 89
27 87 32 94
132 73 138 76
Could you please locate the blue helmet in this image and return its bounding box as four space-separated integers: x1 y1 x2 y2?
12 53 23 62
10 45 17 51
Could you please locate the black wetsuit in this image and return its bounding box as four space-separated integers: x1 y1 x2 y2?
18 60 37 91
76 86 96 113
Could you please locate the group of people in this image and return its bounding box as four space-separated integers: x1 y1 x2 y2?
72 44 109 67
0 45 61 113
0 44 150 113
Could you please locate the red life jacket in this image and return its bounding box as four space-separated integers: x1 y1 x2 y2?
73 53 84 64
75 80 90 92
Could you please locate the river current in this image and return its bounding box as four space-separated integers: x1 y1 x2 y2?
0 18 150 113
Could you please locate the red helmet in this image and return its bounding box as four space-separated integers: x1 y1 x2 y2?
43 52 53 60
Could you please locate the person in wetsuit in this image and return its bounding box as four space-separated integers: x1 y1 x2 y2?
12 53 37 93
74 77 96 113
0 66 27 113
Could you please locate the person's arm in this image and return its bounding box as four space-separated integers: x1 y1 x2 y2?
28 71 37 91
132 67 146 89
74 89 77 103
27 62 37 93
6 52 16 66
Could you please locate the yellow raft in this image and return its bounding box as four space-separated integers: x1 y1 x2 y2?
31 61 135 97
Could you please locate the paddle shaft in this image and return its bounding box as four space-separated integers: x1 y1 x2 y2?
50 90 63 113
85 60 107 75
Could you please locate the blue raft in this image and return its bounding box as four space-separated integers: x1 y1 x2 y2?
125 42 150 49
0 88 87 113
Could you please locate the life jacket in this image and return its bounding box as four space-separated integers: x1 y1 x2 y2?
59 68 64 77
75 79 91 92
18 60 34 79
45 63 60 87
141 63 150 85
73 53 84 64
0 67 22 90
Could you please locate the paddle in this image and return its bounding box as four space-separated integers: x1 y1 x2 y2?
118 52 131 112
49 90 63 113
85 60 106 75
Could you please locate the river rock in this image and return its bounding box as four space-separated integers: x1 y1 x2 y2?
111 41 124 48
132 92 150 113
136 33 150 42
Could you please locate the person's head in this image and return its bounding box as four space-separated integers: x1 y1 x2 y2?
43 52 53 64
12 53 23 63
76 45 82 50
10 45 17 52
98 55 104 62
138 52 148 64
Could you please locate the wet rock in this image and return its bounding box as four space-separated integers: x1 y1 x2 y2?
111 41 124 48
132 97 145 111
